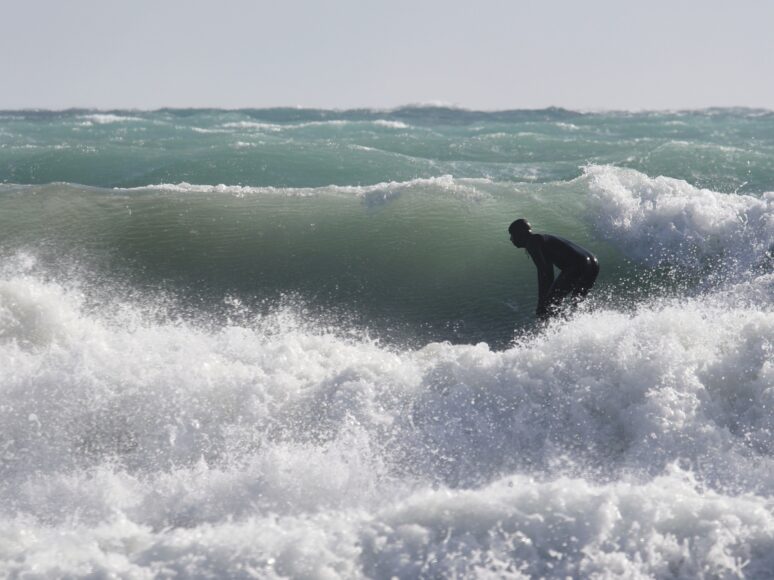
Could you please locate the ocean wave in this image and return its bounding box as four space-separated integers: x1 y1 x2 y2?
555 122 580 131
188 126 231 134
583 165 774 270
117 175 493 200
219 119 411 132
79 114 144 125
372 120 410 129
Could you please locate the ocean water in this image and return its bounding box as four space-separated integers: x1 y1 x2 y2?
0 107 772 578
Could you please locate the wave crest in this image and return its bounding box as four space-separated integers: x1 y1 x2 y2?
585 165 773 271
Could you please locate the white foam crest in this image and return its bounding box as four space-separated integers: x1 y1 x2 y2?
220 119 412 132
372 120 410 129
188 126 230 134
118 175 493 200
584 165 773 269
80 114 144 125
555 122 580 131
652 139 753 155
221 120 285 131
0 273 89 348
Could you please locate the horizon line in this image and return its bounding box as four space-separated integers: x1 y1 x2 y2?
2 103 773 115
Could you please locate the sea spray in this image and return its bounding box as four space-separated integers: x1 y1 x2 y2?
1 259 772 576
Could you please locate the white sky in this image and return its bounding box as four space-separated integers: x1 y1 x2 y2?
2 0 773 111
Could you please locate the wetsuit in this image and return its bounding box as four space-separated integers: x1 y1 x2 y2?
525 234 599 318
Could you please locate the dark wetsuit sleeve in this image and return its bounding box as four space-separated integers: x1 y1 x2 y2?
527 240 554 316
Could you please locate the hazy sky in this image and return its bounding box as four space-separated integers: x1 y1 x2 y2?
2 0 773 111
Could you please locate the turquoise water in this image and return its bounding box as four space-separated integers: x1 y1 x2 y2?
3 108 773 191
1 108 773 577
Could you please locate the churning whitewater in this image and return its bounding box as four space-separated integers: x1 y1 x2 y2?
0 108 773 578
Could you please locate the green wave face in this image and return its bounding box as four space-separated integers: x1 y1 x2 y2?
0 179 592 346
1 108 772 346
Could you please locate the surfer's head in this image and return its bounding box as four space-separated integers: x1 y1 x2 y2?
508 218 532 247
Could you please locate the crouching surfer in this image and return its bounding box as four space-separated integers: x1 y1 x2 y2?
508 218 599 320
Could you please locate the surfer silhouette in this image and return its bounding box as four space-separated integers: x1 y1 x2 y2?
508 219 599 319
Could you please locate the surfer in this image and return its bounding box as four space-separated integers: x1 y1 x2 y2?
508 218 599 319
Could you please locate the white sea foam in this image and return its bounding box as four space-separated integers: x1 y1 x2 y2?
555 122 580 131
584 165 774 270
118 175 493 201
5 469 774 578
80 114 144 125
222 120 286 131
0 246 772 576
189 126 231 134
220 119 411 132
372 120 410 129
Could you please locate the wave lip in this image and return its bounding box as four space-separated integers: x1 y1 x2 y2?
584 164 774 270
218 119 412 132
116 174 494 200
79 113 144 125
